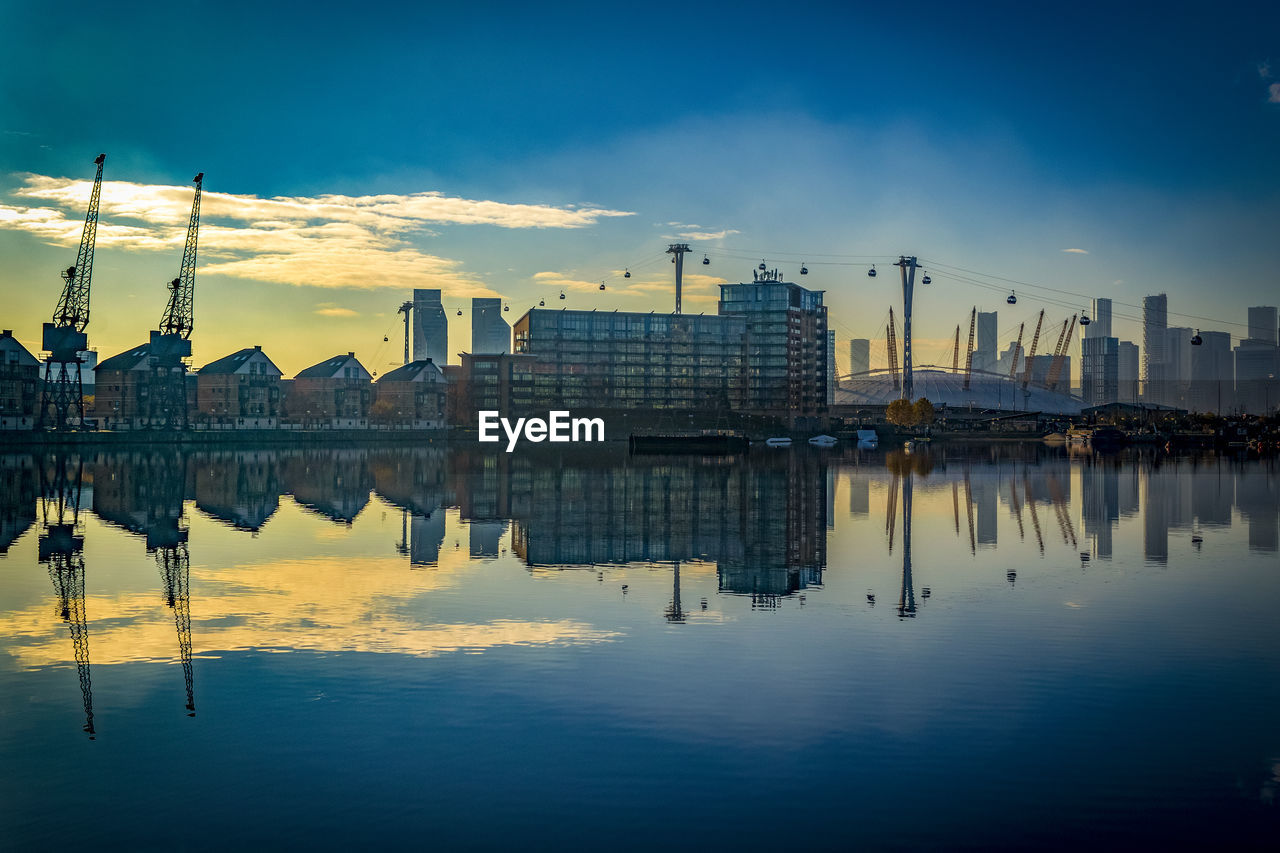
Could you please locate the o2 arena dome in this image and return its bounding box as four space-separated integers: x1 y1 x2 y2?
835 367 1083 415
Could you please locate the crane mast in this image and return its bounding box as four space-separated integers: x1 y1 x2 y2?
1008 322 1024 381
1021 310 1045 392
38 154 105 430
1046 315 1076 391
149 173 203 429
962 307 976 391
886 308 900 392
951 325 960 373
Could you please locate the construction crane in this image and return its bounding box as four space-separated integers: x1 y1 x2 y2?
397 301 413 365
962 307 976 391
38 154 105 431
1021 310 1045 392
149 173 203 429
1045 315 1076 392
1008 322 1025 381
886 308 900 392
37 452 95 737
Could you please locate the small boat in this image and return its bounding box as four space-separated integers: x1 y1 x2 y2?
856 429 879 449
765 437 792 447
807 434 838 447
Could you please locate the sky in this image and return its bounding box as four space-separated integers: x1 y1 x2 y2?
2 0 1278 378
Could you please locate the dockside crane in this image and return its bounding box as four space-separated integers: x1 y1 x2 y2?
38 154 105 431
148 173 203 429
37 453 95 737
156 538 195 716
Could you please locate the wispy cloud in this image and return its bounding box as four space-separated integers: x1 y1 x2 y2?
314 304 358 317
1061 247 1089 254
1260 61 1272 79
1270 82 1280 104
677 228 740 241
0 174 634 292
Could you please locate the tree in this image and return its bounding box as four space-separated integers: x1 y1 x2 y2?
885 398 917 427
912 397 936 425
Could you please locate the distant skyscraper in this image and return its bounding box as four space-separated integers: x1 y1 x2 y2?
1234 338 1280 414
849 338 870 375
1082 336 1119 407
1085 298 1113 339
1165 327 1193 407
1143 294 1168 403
471 297 510 354
827 330 836 400
413 289 448 365
1248 306 1278 345
975 311 997 372
1189 330 1232 413
1117 341 1140 404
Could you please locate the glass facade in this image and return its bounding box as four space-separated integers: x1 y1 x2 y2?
511 310 748 411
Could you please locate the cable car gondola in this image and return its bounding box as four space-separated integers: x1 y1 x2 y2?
921 273 931 285
599 282 606 290
624 268 631 278
539 299 545 307
456 309 462 316
1080 310 1091 326
1007 291 1017 305
758 260 767 271
868 265 877 278
503 304 509 312
559 291 566 300
383 336 389 342
1191 330 1203 346
800 262 808 275
702 254 710 265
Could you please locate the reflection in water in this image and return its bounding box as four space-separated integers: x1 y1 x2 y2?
0 444 1278 848
36 453 94 737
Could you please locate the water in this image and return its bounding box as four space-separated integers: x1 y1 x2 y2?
1 443 1278 850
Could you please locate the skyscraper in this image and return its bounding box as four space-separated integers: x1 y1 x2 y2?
1143 294 1168 404
1165 327 1193 408
1117 341 1140 404
1085 298 1113 339
1189 330 1232 413
413 289 448 365
1082 335 1119 407
471 297 510 354
1248 306 1278 345
849 339 870 375
975 311 997 372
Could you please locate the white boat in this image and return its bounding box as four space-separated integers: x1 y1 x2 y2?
855 429 879 449
765 437 792 447
807 434 838 447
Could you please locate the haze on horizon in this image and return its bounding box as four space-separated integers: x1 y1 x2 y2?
2 0 1278 378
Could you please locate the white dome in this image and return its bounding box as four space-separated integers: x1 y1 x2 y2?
835 367 1082 415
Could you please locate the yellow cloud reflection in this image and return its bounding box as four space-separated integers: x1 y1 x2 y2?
0 553 618 669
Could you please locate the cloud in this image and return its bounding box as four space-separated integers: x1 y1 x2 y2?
314 304 358 317
1260 61 1272 79
1060 247 1089 254
0 174 634 292
677 228 740 240
1270 82 1280 103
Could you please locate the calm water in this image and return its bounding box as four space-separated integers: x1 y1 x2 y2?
1 443 1278 850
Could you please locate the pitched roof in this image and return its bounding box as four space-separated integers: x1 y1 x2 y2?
377 359 444 383
95 343 152 372
0 331 39 367
198 346 282 376
295 352 369 380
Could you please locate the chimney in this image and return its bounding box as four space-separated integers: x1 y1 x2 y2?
254 344 262 351
348 351 354 357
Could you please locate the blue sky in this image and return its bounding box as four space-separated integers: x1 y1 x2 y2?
2 0 1278 374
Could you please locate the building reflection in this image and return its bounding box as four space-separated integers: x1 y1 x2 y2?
91 449 195 716
370 447 449 567
192 449 282 532
281 449 374 525
0 454 38 555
